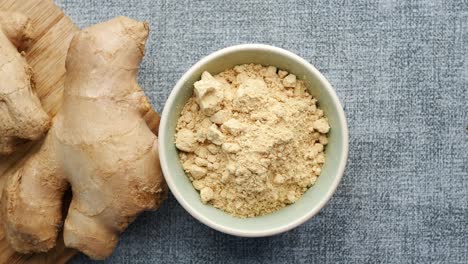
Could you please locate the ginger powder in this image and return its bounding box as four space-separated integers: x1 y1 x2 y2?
175 64 330 218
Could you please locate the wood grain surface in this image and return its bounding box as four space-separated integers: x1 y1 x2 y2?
0 0 160 263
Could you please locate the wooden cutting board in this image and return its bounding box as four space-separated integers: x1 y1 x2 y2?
0 0 160 263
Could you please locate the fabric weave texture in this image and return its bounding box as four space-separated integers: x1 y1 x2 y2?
54 0 468 263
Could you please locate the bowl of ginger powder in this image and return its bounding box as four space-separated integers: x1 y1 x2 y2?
159 44 348 237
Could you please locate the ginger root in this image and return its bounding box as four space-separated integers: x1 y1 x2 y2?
0 12 51 155
1 17 166 259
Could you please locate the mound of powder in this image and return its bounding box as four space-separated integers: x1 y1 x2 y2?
175 64 330 218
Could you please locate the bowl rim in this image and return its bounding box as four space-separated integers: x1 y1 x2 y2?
159 43 349 237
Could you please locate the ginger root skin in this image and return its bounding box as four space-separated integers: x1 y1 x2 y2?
0 12 51 155
1 17 167 260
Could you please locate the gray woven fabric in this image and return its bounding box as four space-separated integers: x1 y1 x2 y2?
54 0 468 263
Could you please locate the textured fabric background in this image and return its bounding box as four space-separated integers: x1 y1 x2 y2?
54 0 467 263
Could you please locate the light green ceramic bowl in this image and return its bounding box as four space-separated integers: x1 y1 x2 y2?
159 44 348 237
